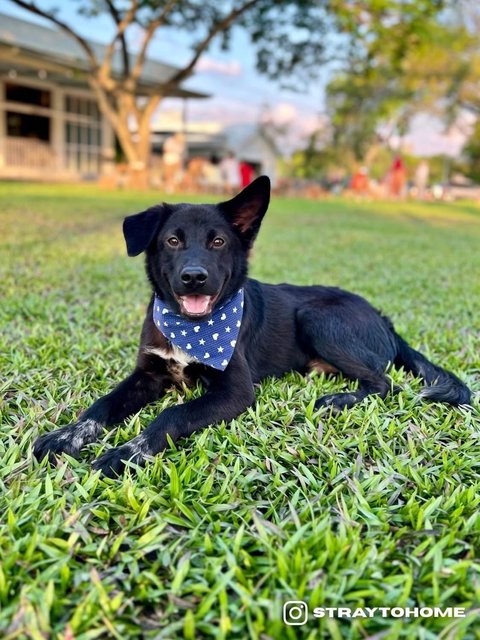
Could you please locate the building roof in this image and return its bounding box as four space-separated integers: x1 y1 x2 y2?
223 124 280 163
0 12 208 99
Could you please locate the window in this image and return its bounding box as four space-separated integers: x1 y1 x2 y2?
64 95 103 175
6 112 50 141
5 83 51 108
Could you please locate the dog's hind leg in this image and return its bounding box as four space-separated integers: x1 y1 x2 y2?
393 333 471 405
297 305 395 412
33 366 171 463
313 351 391 411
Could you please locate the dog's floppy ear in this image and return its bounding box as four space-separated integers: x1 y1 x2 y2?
123 205 167 257
219 175 270 245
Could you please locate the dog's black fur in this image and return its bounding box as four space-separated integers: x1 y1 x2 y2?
33 176 471 477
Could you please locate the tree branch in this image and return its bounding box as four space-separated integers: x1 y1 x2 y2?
104 0 137 79
130 0 182 83
163 0 261 89
8 0 99 71
459 100 480 115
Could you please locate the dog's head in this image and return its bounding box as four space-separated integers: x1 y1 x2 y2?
123 176 270 319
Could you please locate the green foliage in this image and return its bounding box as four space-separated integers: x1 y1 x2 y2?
1 184 479 639
317 2 480 167
324 0 448 162
462 121 480 183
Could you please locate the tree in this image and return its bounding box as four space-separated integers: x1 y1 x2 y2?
322 0 452 166
8 0 333 177
320 0 480 170
462 121 480 182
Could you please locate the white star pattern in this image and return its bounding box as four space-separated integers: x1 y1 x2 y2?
152 289 244 370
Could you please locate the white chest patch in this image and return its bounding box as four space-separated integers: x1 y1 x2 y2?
143 344 196 369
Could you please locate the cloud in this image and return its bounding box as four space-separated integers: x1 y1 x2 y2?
196 57 243 77
405 113 474 157
268 102 298 126
183 96 260 124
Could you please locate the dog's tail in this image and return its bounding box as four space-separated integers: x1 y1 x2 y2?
393 333 471 406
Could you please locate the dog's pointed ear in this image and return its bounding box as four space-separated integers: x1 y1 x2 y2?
219 175 270 245
123 205 167 257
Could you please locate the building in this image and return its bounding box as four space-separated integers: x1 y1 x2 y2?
223 123 280 186
0 12 206 180
150 110 225 160
151 112 280 185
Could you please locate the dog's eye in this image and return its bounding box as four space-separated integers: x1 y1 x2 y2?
166 236 180 248
212 237 225 248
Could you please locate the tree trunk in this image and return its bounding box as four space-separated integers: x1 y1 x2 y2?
114 117 151 189
89 80 159 189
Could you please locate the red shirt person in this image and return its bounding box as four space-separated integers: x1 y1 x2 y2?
389 156 407 198
240 162 255 188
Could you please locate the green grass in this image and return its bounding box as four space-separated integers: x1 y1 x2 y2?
1 183 480 640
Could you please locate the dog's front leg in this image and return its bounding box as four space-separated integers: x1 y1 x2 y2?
34 367 172 463
93 354 254 477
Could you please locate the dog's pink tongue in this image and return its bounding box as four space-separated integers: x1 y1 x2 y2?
182 295 211 315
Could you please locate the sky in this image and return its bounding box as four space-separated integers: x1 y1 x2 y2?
2 1 470 157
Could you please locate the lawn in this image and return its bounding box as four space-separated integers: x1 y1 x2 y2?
1 183 479 640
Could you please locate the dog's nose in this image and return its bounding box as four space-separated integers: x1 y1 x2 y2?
180 266 208 286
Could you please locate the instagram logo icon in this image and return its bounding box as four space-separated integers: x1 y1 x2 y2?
283 600 308 625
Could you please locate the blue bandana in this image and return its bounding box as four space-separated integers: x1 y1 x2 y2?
153 289 244 370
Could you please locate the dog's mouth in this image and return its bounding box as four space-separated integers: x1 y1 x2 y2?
175 293 219 318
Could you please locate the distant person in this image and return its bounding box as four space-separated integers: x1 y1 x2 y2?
240 161 255 188
350 166 369 196
185 156 205 192
389 156 407 198
202 155 223 193
163 132 186 192
414 160 429 199
220 152 241 193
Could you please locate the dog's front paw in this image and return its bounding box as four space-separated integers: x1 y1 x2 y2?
33 426 82 463
34 419 101 463
93 443 144 478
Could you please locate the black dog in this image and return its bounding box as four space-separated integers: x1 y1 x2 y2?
33 176 471 477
